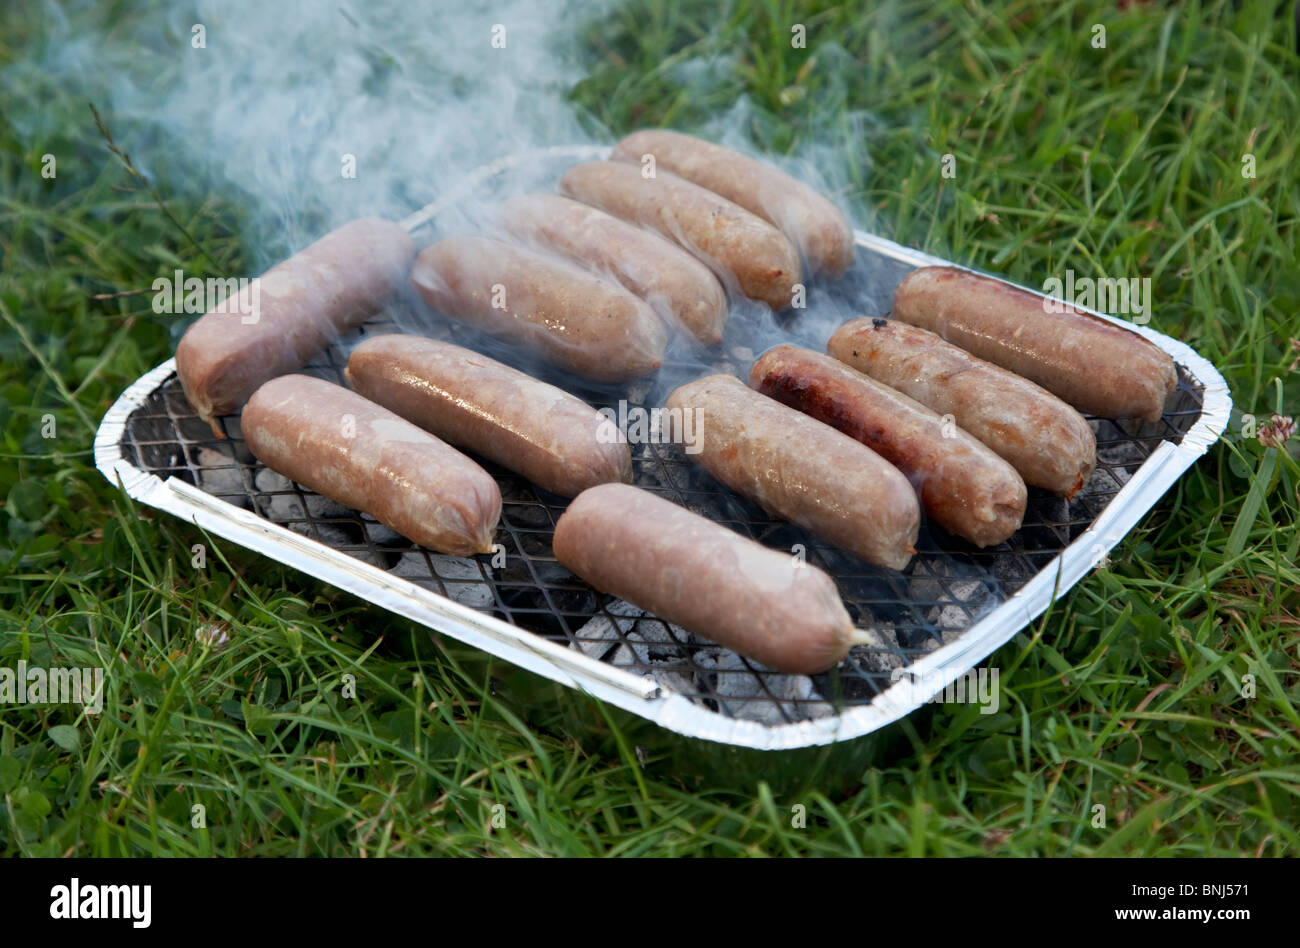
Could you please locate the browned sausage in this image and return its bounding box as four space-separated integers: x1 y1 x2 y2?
891 267 1177 422
242 374 500 555
559 160 801 311
345 335 632 497
750 346 1027 548
176 218 416 433
410 236 666 382
496 194 727 345
664 374 919 569
828 319 1097 498
612 129 854 278
554 483 861 674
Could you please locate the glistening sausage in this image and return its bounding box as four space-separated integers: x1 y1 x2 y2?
891 267 1177 422
242 375 500 555
345 335 632 498
410 236 666 382
176 218 415 433
496 194 727 345
828 319 1097 497
612 129 854 278
664 374 919 569
553 483 860 675
750 346 1027 548
559 161 801 311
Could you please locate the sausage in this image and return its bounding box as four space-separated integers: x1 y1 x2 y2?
410 236 666 382
345 335 632 497
612 129 854 278
664 374 919 569
559 161 801 311
242 374 500 555
891 267 1177 422
553 483 860 675
496 194 727 345
750 346 1027 548
176 218 416 434
828 319 1097 497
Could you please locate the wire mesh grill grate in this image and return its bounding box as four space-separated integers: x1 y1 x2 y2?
119 309 1205 726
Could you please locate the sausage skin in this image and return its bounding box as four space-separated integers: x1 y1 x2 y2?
496 194 727 345
613 129 854 278
750 346 1027 548
664 374 919 569
559 161 801 311
345 335 632 498
891 267 1177 422
242 374 501 555
410 236 666 382
176 218 416 433
828 319 1097 498
553 483 857 675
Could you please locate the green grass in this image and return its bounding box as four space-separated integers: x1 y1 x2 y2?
2 0 1298 856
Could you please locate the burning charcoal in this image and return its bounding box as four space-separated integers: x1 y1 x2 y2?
253 468 351 519
195 447 247 496
361 521 407 549
604 640 698 696
624 614 691 664
390 552 493 608
845 626 907 674
693 650 819 725
1092 437 1149 491
570 598 641 659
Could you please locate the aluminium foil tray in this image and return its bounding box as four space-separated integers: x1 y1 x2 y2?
94 146 1232 750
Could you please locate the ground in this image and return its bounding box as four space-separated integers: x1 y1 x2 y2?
1 0 1297 856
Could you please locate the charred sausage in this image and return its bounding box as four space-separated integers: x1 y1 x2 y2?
242 374 500 555
664 374 919 569
176 218 416 433
828 319 1097 497
559 160 801 311
750 346 1027 548
345 335 632 497
553 483 860 675
496 194 727 345
410 235 666 382
891 267 1177 422
612 129 854 278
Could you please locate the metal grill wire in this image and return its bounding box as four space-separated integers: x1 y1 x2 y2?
121 270 1205 728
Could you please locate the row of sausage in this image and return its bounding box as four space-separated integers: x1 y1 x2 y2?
170 130 1178 674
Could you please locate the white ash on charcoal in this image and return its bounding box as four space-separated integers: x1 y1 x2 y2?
693 649 833 724
250 468 391 568
360 521 406 548
908 560 996 651
253 468 351 519
569 598 641 660
390 552 493 608
194 447 248 496
570 602 698 696
1088 436 1150 492
614 613 700 696
844 625 907 674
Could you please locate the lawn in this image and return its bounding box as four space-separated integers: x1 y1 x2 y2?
1 0 1297 856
